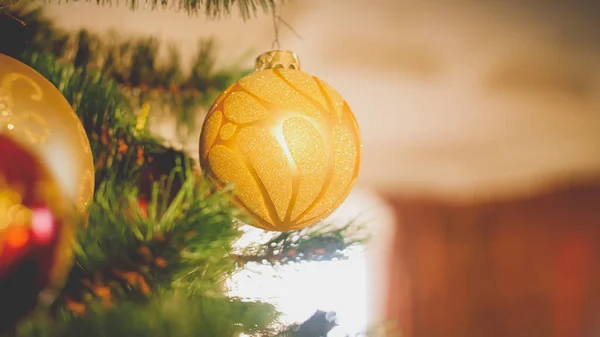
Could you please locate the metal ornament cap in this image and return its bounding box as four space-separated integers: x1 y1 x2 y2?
254 50 301 72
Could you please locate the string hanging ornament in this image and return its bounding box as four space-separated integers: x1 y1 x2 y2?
199 3 362 232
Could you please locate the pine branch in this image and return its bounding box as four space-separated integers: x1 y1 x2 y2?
13 292 282 337
13 48 197 187
1 4 252 139
234 222 367 267
34 0 276 20
9 48 370 334
0 6 373 335
12 47 369 274
18 50 153 186
53 169 244 315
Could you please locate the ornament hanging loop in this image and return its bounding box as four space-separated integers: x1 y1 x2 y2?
259 0 303 72
271 39 281 50
271 0 281 50
269 1 303 50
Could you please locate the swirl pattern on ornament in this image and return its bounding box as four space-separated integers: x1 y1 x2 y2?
0 73 49 144
201 69 361 231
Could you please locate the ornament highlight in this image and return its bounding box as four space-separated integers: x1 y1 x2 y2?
0 135 75 333
0 54 94 214
200 50 361 231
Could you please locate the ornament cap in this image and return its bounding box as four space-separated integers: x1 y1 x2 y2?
255 50 301 72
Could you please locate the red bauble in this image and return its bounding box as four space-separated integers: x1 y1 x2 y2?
0 135 74 333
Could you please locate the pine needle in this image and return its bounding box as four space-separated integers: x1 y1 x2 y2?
34 0 276 20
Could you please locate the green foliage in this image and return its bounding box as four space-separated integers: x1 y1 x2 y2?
234 222 367 267
1 3 252 139
15 292 281 337
0 47 366 337
68 169 242 298
68 30 250 139
34 0 276 20
0 2 370 335
18 50 156 186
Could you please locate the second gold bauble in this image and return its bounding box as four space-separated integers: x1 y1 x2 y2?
0 54 94 214
199 50 361 232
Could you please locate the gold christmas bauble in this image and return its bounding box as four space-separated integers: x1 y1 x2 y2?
0 54 94 214
199 50 361 231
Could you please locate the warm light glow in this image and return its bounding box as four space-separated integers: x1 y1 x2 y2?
269 122 295 169
229 247 368 334
31 208 55 244
4 225 29 249
228 188 395 336
0 135 76 311
0 186 27 231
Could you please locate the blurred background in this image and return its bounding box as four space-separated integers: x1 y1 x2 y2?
37 1 600 336
44 0 600 200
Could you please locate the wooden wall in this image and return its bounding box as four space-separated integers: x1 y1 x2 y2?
385 184 600 337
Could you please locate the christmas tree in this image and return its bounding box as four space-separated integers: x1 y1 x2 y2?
0 1 368 336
